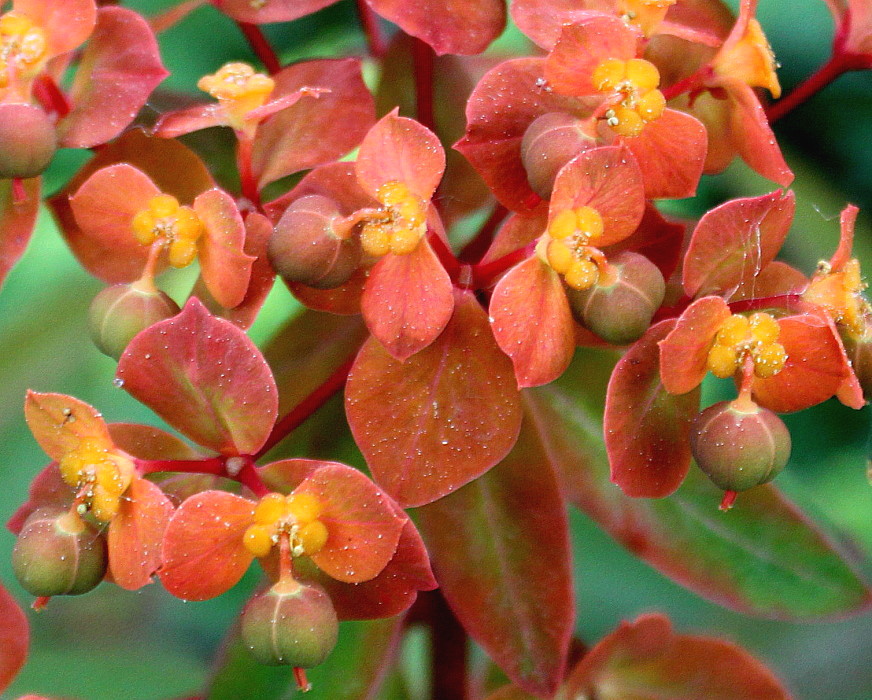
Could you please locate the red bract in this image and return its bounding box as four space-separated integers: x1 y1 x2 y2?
489 146 646 387
159 461 407 601
18 392 174 591
0 582 28 694
70 163 253 309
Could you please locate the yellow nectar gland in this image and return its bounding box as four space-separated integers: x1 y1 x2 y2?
243 492 329 559
618 0 677 36
592 57 666 138
0 12 48 88
804 258 870 340
132 194 205 268
543 206 606 290
706 312 787 380
715 19 781 98
197 62 274 130
359 181 427 257
58 437 135 523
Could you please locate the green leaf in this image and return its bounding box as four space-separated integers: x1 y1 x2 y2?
526 347 872 619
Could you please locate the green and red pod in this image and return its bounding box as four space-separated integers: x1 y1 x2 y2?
241 580 339 667
89 282 180 359
566 251 665 345
520 112 593 199
269 194 361 289
0 103 57 179
690 399 791 492
12 509 107 597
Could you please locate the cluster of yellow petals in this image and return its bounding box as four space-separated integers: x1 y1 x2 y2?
59 437 135 523
359 181 427 257
243 492 329 559
618 0 677 36
197 62 275 131
132 194 205 268
714 19 781 98
544 206 606 290
592 57 666 137
803 259 870 340
0 12 48 88
706 312 787 380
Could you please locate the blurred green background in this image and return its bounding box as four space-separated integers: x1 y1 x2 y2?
1 0 871 698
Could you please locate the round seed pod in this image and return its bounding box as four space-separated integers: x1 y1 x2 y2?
566 252 665 345
690 399 791 492
0 103 57 179
269 194 361 289
12 509 107 597
241 580 339 667
520 112 593 198
89 283 180 359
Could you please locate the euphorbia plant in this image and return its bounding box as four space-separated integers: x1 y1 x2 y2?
1 0 871 698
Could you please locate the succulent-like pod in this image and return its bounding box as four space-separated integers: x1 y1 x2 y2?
521 112 593 198
0 103 57 179
89 283 180 359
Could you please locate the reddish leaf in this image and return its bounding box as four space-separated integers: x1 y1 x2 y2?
117 297 278 455
528 349 872 618
368 0 506 55
605 320 699 497
416 421 574 697
511 0 603 50
566 613 790 699
725 79 794 187
549 146 645 246
292 464 405 583
751 313 850 413
59 7 168 148
193 188 254 309
683 190 796 298
479 209 547 266
24 391 112 463
252 59 376 189
346 289 522 506
68 163 160 283
619 108 708 200
18 0 96 57
610 204 685 282
545 14 638 96
456 58 588 212
490 257 575 388
361 239 454 361
109 423 202 461
159 490 255 600
732 261 809 301
0 582 28 693
288 269 367 316
213 0 337 23
151 103 224 139
658 296 732 395
108 476 174 590
0 177 40 289
7 463 70 535
264 161 373 224
356 110 445 202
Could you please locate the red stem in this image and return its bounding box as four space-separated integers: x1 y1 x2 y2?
253 356 356 460
356 0 388 58
427 229 462 282
727 293 804 314
412 36 436 134
135 456 226 476
11 178 26 204
719 490 738 511
237 462 269 497
236 22 281 75
430 592 468 700
235 134 262 210
459 203 510 264
661 65 713 102
766 50 871 123
470 242 536 289
293 667 311 692
32 75 71 118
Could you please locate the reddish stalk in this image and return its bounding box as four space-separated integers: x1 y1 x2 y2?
430 592 469 700
11 178 26 204
236 22 282 75
719 490 738 511
412 37 436 134
237 462 270 497
32 75 71 118
459 203 510 264
356 0 388 58
293 667 311 692
661 65 713 102
253 356 357 460
135 456 226 476
766 51 871 122
728 293 804 314
427 230 462 282
470 242 536 289
235 134 262 211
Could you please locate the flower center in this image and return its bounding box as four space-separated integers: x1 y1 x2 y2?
543 206 606 290
58 437 135 522
359 181 428 257
197 62 275 130
803 258 870 339
706 312 787 380
0 12 48 87
132 194 205 268
243 492 329 559
618 0 677 35
592 58 666 137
